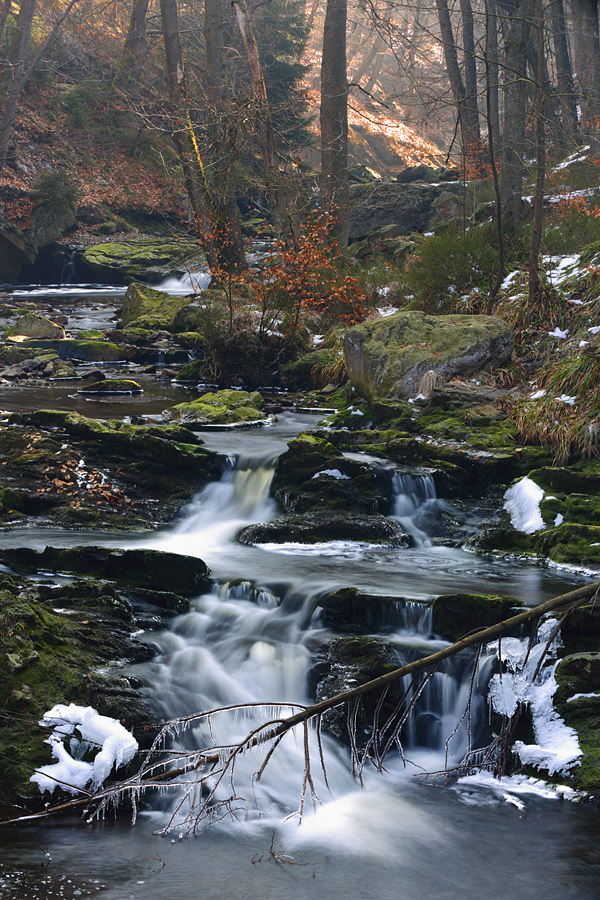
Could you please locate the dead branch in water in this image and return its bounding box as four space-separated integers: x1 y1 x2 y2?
3 578 599 830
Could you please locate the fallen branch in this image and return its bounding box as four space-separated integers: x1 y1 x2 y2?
3 578 598 827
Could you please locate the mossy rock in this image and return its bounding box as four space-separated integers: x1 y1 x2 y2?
343 310 514 401
175 359 205 381
22 339 123 362
312 636 402 745
77 379 142 394
5 313 65 340
166 389 268 427
317 587 406 633
535 524 600 567
236 513 409 546
432 592 523 641
528 466 600 496
77 239 204 285
465 524 536 555
554 652 600 795
0 546 210 596
272 434 344 491
120 282 193 331
0 485 25 514
561 604 600 654
173 331 204 350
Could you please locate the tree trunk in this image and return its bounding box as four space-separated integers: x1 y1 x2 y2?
528 0 546 307
499 0 535 232
550 0 578 139
0 0 37 171
578 0 600 127
159 0 245 276
232 0 293 246
487 0 501 149
460 0 482 167
320 0 349 250
112 0 151 89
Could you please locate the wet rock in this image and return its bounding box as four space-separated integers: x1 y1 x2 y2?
77 378 142 394
166 388 270 427
316 587 407 633
535 524 600 568
0 546 211 596
348 181 462 242
236 512 409 546
554 652 600 795
21 338 123 362
432 592 523 642
5 312 66 340
343 311 513 401
310 636 402 745
0 575 158 809
27 197 77 250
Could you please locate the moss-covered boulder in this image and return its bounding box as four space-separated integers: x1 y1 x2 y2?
317 587 406 633
554 653 600 795
343 310 513 400
311 636 402 744
5 313 65 340
77 239 204 285
432 592 523 641
120 282 193 331
535 524 600 568
166 389 269 427
77 379 142 394
236 512 409 546
0 546 210 596
0 576 156 809
22 338 123 362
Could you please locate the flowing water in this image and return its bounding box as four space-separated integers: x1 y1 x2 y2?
1 288 600 898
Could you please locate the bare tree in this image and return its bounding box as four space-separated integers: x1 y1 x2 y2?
320 0 349 249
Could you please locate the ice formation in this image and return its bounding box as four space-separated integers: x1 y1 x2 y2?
503 477 545 533
31 703 138 795
487 619 582 777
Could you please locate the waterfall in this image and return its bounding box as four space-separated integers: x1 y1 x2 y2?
392 471 438 547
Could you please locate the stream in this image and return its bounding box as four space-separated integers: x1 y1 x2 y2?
0 286 599 899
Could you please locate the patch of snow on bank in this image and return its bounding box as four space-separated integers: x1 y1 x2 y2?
544 255 581 286
487 619 582 777
504 477 545 533
548 326 569 339
31 703 138 795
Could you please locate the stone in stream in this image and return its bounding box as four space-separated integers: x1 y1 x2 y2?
5 312 65 340
166 388 271 428
343 310 514 401
431 592 523 642
77 378 142 394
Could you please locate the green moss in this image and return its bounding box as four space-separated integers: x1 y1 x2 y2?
22 339 123 362
432 592 523 641
535 523 600 566
167 389 268 426
77 379 142 394
5 313 65 340
318 588 405 632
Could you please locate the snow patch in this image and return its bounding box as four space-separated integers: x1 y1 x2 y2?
31 703 138 795
530 389 547 400
312 468 351 480
504 477 545 533
548 327 569 339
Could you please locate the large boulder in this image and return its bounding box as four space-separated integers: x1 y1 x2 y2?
120 282 192 330
27 199 77 250
5 313 65 340
77 239 204 285
348 181 462 242
343 310 513 401
166 389 270 428
0 218 36 281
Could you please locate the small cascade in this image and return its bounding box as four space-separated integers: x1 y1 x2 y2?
158 271 212 295
392 470 438 546
59 247 76 284
153 458 276 556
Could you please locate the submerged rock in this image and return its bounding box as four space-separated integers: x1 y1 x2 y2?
343 310 513 401
236 513 409 546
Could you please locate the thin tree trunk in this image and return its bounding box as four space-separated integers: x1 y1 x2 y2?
232 0 293 246
0 0 37 171
550 0 578 139
112 0 151 89
528 0 546 307
488 0 501 148
320 0 349 250
499 0 535 231
460 0 482 167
